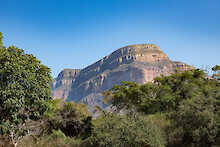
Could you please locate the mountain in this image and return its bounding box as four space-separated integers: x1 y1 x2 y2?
51 44 192 110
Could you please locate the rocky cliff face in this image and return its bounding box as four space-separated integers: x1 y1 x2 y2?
51 44 192 110
51 69 81 100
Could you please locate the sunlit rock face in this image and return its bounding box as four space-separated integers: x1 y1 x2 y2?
51 44 192 110
51 69 81 100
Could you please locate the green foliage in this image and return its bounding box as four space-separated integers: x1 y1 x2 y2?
89 113 166 147
212 65 220 81
105 69 220 114
16 99 92 147
103 68 220 146
43 99 92 139
0 32 3 47
18 130 86 147
0 36 52 146
44 99 63 119
151 69 209 112
168 97 218 147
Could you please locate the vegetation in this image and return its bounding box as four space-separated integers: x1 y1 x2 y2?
0 34 52 147
0 32 3 47
105 69 219 114
42 99 92 139
1 32 220 147
168 97 218 147
103 69 220 147
89 113 166 147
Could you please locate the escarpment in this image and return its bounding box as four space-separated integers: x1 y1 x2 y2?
51 69 81 100
51 44 192 110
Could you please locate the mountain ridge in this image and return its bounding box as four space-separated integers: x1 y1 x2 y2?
51 44 192 110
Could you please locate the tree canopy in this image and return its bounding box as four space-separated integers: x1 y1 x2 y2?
43 99 92 139
89 113 166 147
103 68 220 147
0 34 52 146
104 69 220 114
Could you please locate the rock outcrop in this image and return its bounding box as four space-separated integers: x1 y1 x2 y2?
51 69 81 100
51 44 192 110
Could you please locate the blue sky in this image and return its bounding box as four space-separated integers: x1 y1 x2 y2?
0 0 219 77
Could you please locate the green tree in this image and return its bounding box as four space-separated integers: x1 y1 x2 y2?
168 97 218 147
105 69 219 114
212 65 220 81
0 36 52 146
43 99 92 139
103 81 144 111
104 68 220 146
89 113 166 147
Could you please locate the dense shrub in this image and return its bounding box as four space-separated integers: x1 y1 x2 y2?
42 99 92 139
167 97 218 147
88 113 166 147
18 130 84 147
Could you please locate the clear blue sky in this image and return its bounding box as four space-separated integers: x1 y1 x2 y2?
0 0 219 77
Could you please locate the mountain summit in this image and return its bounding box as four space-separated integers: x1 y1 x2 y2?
51 44 192 109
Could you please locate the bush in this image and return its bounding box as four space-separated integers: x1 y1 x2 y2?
167 97 218 147
18 130 82 147
89 113 166 147
42 99 92 139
